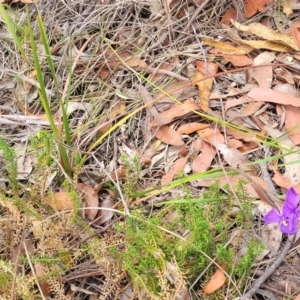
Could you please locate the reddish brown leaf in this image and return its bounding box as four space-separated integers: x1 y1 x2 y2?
250 51 275 89
192 141 216 173
34 263 51 297
240 102 263 117
272 169 300 193
151 99 200 127
221 9 238 25
284 105 300 145
45 192 75 211
78 183 99 221
222 54 253 66
177 123 210 134
197 127 225 146
110 165 127 180
227 138 244 149
161 157 188 184
225 88 300 111
238 141 259 152
194 174 271 198
155 125 184 146
204 264 227 294
244 0 274 18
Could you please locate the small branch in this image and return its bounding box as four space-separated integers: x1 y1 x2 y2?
238 235 295 300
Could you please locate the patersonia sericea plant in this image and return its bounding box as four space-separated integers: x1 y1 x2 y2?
263 187 300 235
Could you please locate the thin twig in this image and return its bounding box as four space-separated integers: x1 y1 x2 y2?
239 235 295 300
180 0 210 36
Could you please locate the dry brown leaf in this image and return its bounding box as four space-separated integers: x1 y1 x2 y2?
232 20 300 50
282 0 293 16
34 263 51 297
41 238 64 250
77 183 99 221
96 189 115 225
272 167 300 193
194 174 272 198
238 141 259 152
123 57 149 69
161 157 188 184
193 138 203 152
227 138 244 148
244 0 274 17
177 123 210 134
203 264 226 294
224 127 258 142
240 102 263 116
237 38 294 52
217 144 248 167
197 127 225 146
250 51 276 88
193 61 218 112
222 54 253 66
225 88 300 110
284 105 300 145
110 165 127 180
192 141 216 173
151 99 200 127
0 198 20 221
295 293 300 300
266 125 300 186
45 192 75 211
287 0 300 9
221 9 238 25
203 38 253 55
155 125 184 146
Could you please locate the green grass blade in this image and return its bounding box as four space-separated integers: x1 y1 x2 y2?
0 4 27 62
27 15 71 176
36 14 59 93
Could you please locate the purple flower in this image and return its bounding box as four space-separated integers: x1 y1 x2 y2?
263 188 300 235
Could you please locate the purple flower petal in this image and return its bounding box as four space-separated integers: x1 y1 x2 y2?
280 213 298 235
285 187 299 209
263 209 282 224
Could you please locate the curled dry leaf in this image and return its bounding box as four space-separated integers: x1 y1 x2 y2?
77 183 99 221
155 125 184 146
232 20 300 50
203 264 226 294
192 141 216 173
193 61 218 112
237 39 294 52
203 38 253 55
221 9 238 25
45 192 75 211
96 189 115 225
151 99 200 127
161 157 188 184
